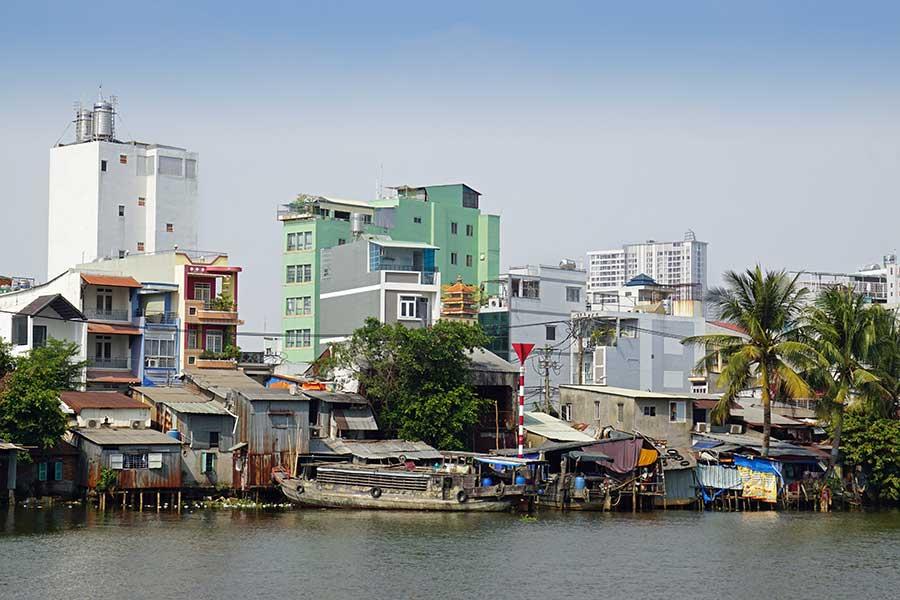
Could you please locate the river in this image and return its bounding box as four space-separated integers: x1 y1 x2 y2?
1 506 899 599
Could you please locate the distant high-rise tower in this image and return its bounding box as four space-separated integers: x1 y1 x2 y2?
47 90 199 277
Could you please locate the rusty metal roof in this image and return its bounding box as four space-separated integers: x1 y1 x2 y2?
80 273 142 288
132 386 208 404
309 438 442 461
61 391 147 412
161 401 232 416
302 390 368 405
87 322 142 335
184 368 264 398
73 428 181 446
332 407 378 431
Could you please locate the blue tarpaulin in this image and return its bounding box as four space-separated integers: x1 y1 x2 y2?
692 440 723 450
733 455 783 480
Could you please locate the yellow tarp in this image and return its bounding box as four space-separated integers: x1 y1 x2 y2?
737 466 779 503
638 448 659 467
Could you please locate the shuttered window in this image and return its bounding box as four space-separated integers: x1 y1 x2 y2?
109 453 124 470
148 453 163 469
38 462 48 481
158 156 183 176
54 461 63 481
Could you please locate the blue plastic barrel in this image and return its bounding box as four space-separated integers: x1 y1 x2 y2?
167 429 180 440
574 476 587 490
481 477 494 487
515 475 527 485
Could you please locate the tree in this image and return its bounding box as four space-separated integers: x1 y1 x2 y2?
684 267 815 457
803 286 879 471
323 318 490 450
839 411 900 503
0 336 14 380
0 338 86 448
867 306 900 417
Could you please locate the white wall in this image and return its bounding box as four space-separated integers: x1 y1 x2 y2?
76 407 150 428
48 143 100 276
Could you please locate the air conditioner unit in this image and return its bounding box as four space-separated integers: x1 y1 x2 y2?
488 297 502 308
146 358 159 368
694 422 710 433
729 424 743 435
86 419 99 428
131 420 144 430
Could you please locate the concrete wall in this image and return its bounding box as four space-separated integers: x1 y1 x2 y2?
76 407 150 428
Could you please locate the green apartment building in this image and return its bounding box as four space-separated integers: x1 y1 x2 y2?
278 183 501 365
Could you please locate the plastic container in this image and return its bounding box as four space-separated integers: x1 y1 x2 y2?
166 429 180 440
515 475 527 485
481 477 494 487
574 476 587 490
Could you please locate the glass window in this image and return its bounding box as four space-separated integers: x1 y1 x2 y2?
561 404 572 421
118 205 125 217
643 405 657 417
158 156 183 176
209 432 219 448
413 217 422 224
466 255 473 267
122 453 149 469
566 287 581 303
450 222 458 234
545 325 556 341
617 403 624 422
465 224 474 236
185 159 197 179
100 160 107 172
669 401 686 422
594 401 602 420
450 253 457 265
119 154 128 164
399 295 418 319
206 330 224 353
32 325 47 348
11 316 28 345
285 329 312 348
521 280 540 299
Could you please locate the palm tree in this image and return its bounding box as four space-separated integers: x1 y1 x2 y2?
867 306 900 417
684 267 815 457
803 286 879 472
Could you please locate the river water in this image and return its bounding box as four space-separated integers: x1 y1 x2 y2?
1 506 899 599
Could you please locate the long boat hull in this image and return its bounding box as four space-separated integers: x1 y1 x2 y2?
275 472 513 512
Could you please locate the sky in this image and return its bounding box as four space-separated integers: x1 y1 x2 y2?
2 1 900 345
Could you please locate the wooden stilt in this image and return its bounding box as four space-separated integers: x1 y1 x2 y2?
122 492 126 509
139 492 143 512
156 491 161 512
177 491 182 513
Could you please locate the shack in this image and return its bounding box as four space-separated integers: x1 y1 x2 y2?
158 401 235 489
468 348 518 452
226 387 310 491
71 428 182 491
522 411 596 447
302 390 377 440
1 439 25 503
16 440 80 499
60 391 151 429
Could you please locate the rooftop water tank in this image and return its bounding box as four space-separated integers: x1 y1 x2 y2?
74 107 93 143
92 100 115 141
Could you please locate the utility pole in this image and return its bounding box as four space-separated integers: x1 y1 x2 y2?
535 345 561 415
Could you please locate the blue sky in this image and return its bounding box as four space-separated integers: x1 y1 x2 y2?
3 1 900 340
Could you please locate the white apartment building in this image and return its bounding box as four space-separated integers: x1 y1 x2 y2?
47 93 199 277
479 261 586 410
587 230 708 307
792 253 899 306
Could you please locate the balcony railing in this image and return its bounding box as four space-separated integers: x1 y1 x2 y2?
371 262 438 284
88 357 131 370
84 308 131 321
141 311 179 325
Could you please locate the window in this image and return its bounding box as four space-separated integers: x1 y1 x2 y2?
185 158 197 179
202 452 216 473
462 188 479 209
566 287 581 303
137 242 145 252
338 238 346 246
119 154 128 164
466 255 473 267
209 432 220 448
11 316 28 345
166 223 174 232
285 329 312 348
187 328 199 350
451 222 458 235
286 231 313 251
118 250 126 259
286 296 312 316
100 160 107 172
118 205 125 217
122 453 149 470
617 403 625 423
205 330 224 353
515 279 540 299
413 217 422 224
159 156 183 176
561 404 573 421
362 214 372 224
286 264 312 283
145 332 176 368
138 197 146 207
450 252 458 265
136 156 155 176
545 325 556 341
466 224 474 236
594 401 602 420
398 295 420 320
94 335 112 362
32 325 47 348
54 461 63 481
643 405 657 417
38 462 47 481
669 401 686 423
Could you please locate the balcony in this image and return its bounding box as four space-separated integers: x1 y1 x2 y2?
88 356 131 370
84 308 132 322
372 263 439 285
184 299 244 325
140 311 179 326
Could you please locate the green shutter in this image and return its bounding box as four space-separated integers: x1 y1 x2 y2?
38 462 47 481
54 461 63 481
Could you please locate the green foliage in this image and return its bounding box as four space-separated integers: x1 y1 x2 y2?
839 412 900 503
867 306 900 417
0 337 14 380
200 345 241 361
208 293 235 312
96 467 118 493
0 338 85 448
683 267 816 456
323 318 490 450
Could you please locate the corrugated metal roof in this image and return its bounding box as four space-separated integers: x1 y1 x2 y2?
468 348 517 374
732 405 806 427
184 368 264 398
523 411 595 442
332 407 378 431
73 428 181 446
302 390 368 405
696 464 743 490
161 401 232 415
560 385 698 400
61 391 147 412
309 438 442 461
132 386 208 404
368 238 439 250
17 294 85 320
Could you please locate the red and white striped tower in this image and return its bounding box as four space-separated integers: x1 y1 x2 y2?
511 343 535 458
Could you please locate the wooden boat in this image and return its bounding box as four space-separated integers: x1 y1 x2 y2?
274 463 520 511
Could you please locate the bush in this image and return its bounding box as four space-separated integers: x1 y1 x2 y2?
840 411 900 503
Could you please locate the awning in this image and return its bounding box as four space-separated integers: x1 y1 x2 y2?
81 273 142 288
87 323 142 335
332 407 378 431
568 450 612 463
638 448 659 467
474 456 542 467
86 371 140 384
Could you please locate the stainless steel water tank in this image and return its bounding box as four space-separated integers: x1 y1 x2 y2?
92 100 115 140
74 108 93 143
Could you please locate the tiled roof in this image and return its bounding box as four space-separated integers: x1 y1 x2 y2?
80 273 142 288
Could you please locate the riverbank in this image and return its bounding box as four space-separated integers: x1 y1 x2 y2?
2 507 899 599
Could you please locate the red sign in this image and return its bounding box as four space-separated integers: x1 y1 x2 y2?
512 343 535 364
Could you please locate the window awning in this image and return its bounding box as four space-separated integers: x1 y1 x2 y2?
80 273 143 288
332 407 378 431
88 323 142 335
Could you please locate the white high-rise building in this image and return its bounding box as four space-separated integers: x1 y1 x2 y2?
47 93 199 277
586 230 708 307
792 253 900 306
